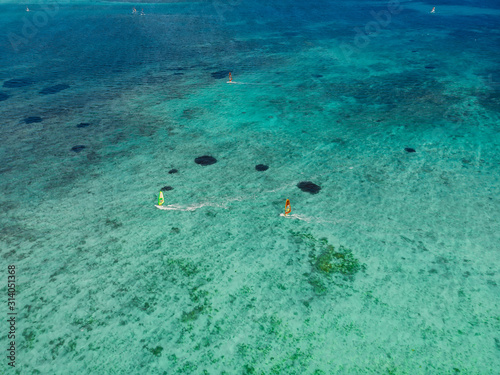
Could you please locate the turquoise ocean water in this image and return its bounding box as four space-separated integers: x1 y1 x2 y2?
1 0 499 373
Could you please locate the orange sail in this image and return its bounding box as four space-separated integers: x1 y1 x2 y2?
284 199 291 216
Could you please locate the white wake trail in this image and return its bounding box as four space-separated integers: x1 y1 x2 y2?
155 202 228 211
227 81 279 86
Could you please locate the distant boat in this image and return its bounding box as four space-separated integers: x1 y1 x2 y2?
158 191 164 206
140 9 145 16
26 6 29 12
430 7 436 13
132 7 137 14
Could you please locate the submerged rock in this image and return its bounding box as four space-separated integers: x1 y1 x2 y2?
3 78 33 88
404 147 416 153
0 93 9 101
77 123 90 128
161 186 173 191
39 84 70 95
168 169 178 174
71 145 86 153
255 164 269 171
195 155 217 166
24 116 42 124
211 70 230 79
297 181 321 194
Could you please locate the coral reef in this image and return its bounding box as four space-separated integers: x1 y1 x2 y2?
39 84 70 95
289 230 365 295
3 78 33 88
195 155 217 166
24 117 42 124
297 181 321 194
71 145 86 153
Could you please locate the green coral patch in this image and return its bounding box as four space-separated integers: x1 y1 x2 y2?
149 346 163 357
22 328 36 349
315 245 364 276
181 305 205 322
290 231 366 295
306 274 328 295
164 258 200 277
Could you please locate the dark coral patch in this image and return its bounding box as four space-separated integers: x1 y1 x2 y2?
24 116 42 124
0 93 9 101
39 84 70 95
161 186 173 191
71 145 86 153
77 123 90 128
168 169 178 174
3 78 33 88
211 70 230 79
297 181 321 194
195 155 217 166
312 74 323 78
149 346 163 357
425 66 436 70
255 164 269 171
404 147 416 153
165 67 186 71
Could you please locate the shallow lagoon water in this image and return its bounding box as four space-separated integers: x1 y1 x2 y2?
1 1 499 374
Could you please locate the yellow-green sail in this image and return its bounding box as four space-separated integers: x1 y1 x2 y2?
158 191 164 206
